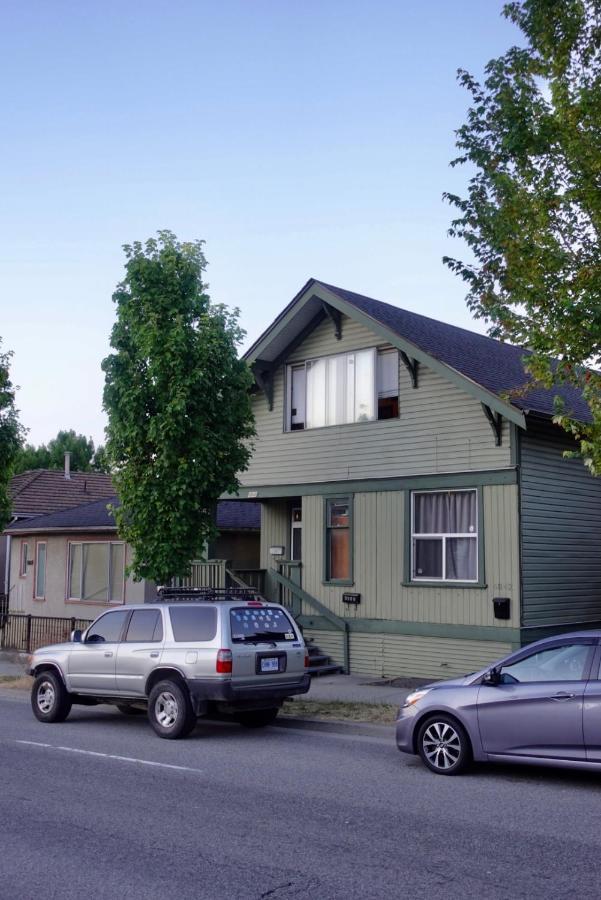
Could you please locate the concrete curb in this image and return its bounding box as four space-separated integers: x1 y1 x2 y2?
0 687 395 737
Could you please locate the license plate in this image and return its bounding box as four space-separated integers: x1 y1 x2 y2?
260 657 279 673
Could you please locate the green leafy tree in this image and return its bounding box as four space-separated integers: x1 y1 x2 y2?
444 0 601 471
102 231 255 584
0 341 25 529
91 444 111 473
13 430 99 474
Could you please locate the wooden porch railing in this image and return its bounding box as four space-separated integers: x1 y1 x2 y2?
269 568 350 674
172 560 227 589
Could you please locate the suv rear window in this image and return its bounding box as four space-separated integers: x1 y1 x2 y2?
169 606 217 642
230 607 297 643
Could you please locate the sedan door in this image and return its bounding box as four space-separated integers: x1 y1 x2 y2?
68 608 130 694
477 639 595 761
582 646 601 761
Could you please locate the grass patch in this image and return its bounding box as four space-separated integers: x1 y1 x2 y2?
0 675 33 690
281 698 397 725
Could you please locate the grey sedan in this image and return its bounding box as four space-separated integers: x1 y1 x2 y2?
396 631 601 775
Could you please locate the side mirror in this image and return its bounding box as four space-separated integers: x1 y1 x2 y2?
483 667 501 686
71 629 82 643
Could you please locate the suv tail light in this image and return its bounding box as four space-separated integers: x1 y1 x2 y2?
216 649 233 674
304 653 310 669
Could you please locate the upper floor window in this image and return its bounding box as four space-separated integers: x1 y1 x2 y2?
411 489 478 583
287 347 398 430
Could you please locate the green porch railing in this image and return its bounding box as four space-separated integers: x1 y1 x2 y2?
269 568 349 674
173 560 227 589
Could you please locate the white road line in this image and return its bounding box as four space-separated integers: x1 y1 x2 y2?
15 740 203 774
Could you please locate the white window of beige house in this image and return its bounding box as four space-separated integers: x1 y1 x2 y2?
67 542 125 604
411 489 478 583
19 541 29 577
34 542 47 600
286 347 399 430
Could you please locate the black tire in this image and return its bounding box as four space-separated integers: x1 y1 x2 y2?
147 680 195 740
237 708 279 729
117 704 145 716
417 714 470 776
31 671 72 724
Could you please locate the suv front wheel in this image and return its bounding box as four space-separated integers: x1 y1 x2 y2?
148 680 196 739
31 671 72 723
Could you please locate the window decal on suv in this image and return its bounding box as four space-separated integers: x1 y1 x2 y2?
230 608 297 643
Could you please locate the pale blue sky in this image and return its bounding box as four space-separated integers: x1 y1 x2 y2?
0 1 519 446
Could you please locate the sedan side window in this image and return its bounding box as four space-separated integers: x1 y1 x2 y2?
86 609 129 644
499 643 592 684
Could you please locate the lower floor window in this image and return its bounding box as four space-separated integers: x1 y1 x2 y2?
68 542 125 603
411 489 478 582
325 497 352 582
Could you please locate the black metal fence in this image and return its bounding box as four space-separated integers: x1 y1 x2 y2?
0 613 93 653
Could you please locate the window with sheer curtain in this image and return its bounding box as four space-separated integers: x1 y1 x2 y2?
287 347 398 430
67 542 125 603
411 490 478 582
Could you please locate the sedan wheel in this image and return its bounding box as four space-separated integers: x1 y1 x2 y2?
417 715 469 775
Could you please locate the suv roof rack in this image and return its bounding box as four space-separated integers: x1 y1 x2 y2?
156 586 264 603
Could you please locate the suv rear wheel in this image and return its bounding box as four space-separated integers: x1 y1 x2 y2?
237 708 279 728
31 671 72 723
148 680 196 739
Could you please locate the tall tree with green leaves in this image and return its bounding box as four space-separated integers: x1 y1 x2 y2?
0 340 25 529
444 0 601 471
102 231 254 584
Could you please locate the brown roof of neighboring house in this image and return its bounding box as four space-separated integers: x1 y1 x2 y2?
9 470 115 519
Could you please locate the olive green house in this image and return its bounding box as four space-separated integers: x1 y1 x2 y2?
230 279 601 679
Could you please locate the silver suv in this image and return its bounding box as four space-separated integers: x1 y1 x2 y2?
28 589 310 739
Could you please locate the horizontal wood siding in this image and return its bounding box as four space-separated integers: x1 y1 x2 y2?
259 500 290 602
303 629 345 666
521 420 601 629
242 314 512 487
299 485 520 630
347 633 513 679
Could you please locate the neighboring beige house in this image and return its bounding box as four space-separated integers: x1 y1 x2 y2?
230 278 601 678
4 495 260 619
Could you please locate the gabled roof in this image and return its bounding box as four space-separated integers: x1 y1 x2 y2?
245 279 590 426
5 497 261 534
10 469 115 519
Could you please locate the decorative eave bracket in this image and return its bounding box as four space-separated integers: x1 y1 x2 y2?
399 351 419 388
254 365 274 411
322 302 342 340
482 403 503 446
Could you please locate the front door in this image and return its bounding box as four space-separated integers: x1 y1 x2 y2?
477 640 595 761
68 608 130 693
291 506 302 561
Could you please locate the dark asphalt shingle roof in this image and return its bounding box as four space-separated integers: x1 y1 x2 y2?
5 497 260 534
9 470 116 518
319 281 591 422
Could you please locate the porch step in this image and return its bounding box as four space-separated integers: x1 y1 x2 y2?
307 662 343 677
304 638 343 677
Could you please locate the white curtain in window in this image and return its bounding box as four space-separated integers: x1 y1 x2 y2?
413 491 477 534
446 537 477 580
306 358 327 429
354 349 376 422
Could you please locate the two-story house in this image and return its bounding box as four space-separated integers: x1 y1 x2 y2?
232 279 601 679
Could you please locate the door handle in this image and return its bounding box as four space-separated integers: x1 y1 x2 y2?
104 651 113 658
549 691 574 701
150 652 159 658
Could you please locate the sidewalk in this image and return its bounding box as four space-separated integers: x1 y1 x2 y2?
0 651 415 708
0 650 28 677
305 673 413 706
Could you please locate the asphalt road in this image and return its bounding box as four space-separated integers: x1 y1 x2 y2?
2 691 601 900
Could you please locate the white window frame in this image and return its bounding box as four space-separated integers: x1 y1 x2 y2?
411 488 478 583
286 346 398 431
34 541 47 600
19 541 29 578
66 541 125 604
